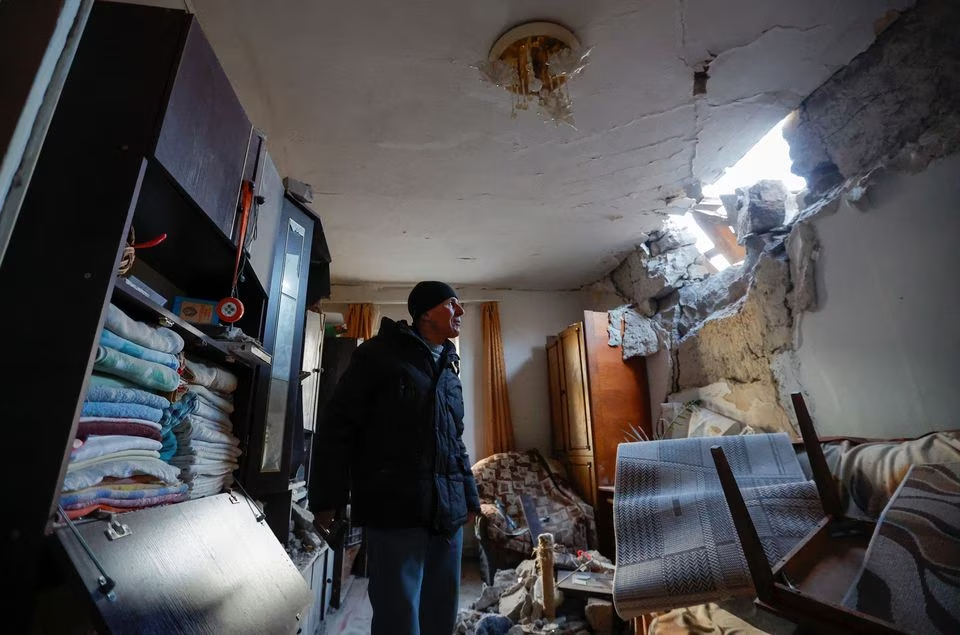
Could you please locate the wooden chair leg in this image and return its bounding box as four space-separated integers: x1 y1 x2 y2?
710 446 777 604
790 393 844 518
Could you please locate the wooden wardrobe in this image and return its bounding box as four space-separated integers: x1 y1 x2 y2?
546 311 651 505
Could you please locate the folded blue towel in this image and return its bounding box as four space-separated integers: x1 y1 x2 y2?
101 328 180 370
86 384 169 411
94 345 181 392
81 401 163 423
105 303 184 355
88 373 139 391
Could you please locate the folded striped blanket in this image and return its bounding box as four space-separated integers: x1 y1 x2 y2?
613 434 823 617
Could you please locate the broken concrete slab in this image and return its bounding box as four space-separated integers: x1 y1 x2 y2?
607 305 628 347
648 227 697 256
498 582 529 622
735 179 789 243
676 262 751 338
610 241 709 304
622 307 668 359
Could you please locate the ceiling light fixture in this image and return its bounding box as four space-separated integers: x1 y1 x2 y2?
477 21 591 128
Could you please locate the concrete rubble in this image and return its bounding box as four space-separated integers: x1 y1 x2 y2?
455 552 611 635
610 229 711 312
597 167 816 435
734 179 789 241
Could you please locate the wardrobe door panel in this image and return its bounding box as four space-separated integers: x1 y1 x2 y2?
546 337 567 456
565 453 597 508
560 323 592 453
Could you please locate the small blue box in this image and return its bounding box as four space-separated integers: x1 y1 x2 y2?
172 296 220 325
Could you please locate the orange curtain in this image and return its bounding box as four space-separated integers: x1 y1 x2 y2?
481 302 515 457
344 303 374 341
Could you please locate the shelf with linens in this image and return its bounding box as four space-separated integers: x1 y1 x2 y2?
112 275 271 370
0 2 331 633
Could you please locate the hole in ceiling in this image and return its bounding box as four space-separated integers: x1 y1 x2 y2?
681 114 807 271
702 115 806 199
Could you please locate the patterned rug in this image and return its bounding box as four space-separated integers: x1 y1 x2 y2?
842 462 960 634
613 433 824 618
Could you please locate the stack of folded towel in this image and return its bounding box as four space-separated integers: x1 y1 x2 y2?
169 357 243 499
60 304 189 519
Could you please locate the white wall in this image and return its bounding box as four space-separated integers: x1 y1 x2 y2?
796 154 960 438
322 285 585 463
485 290 586 456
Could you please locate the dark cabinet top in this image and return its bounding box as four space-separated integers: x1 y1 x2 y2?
154 15 252 241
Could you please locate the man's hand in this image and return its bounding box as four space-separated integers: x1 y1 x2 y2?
313 509 336 533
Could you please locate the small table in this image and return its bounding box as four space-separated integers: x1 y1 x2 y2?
556 570 614 599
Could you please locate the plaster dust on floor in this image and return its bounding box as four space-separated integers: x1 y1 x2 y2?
320 557 484 634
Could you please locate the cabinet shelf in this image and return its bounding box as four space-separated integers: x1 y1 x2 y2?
112 277 271 370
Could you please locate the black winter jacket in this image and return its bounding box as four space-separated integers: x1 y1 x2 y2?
309 317 481 535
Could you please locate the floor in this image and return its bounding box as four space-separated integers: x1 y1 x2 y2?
322 556 484 634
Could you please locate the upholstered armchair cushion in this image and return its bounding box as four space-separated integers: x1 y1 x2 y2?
471 448 597 565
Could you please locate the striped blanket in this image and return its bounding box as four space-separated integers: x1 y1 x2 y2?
613 433 823 617
842 462 960 634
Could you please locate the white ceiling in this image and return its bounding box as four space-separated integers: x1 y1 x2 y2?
129 0 910 290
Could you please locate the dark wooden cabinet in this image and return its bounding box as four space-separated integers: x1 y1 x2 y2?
546 310 651 558
154 15 252 240
0 3 327 631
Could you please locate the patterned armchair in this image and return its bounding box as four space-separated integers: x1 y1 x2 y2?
471 448 597 584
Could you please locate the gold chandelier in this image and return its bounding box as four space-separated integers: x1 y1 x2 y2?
477 22 591 128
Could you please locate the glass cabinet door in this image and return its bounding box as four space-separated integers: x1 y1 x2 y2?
261 216 306 472
245 196 314 495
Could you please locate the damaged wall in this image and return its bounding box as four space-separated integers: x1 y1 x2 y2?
589 0 959 441
783 0 960 437
588 205 802 436
792 155 960 437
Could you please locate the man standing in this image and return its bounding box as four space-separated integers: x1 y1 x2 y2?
310 281 480 635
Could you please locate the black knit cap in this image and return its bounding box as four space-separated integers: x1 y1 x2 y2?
408 281 458 321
